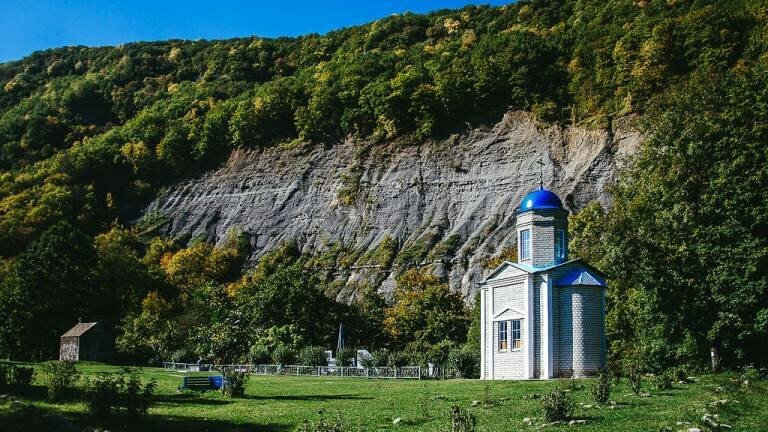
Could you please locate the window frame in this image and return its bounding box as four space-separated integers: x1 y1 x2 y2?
498 321 509 351
520 229 531 260
555 229 566 259
511 319 523 350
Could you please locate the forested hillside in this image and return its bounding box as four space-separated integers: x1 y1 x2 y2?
0 1 765 372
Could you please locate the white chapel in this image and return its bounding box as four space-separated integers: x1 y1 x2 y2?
479 187 607 380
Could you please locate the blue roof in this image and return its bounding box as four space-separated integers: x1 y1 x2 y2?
555 268 606 287
518 188 564 213
479 259 609 286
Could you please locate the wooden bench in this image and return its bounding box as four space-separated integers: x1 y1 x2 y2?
179 376 223 391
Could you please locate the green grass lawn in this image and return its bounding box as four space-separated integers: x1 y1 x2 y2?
1 362 767 431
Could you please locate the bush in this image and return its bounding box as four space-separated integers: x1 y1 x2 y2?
370 349 390 367
0 363 13 388
449 405 476 432
43 361 80 401
541 388 574 422
671 366 688 383
653 370 673 390
222 369 248 397
359 352 375 368
335 347 356 367
401 340 436 367
481 382 493 407
11 366 36 386
741 365 763 383
295 408 347 432
84 371 156 422
591 368 611 404
272 345 295 365
561 376 583 392
387 351 408 368
626 363 643 396
125 372 157 417
0 363 36 389
85 374 122 420
447 347 479 379
248 345 271 364
299 346 329 367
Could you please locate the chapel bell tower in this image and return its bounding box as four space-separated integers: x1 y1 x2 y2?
515 187 569 268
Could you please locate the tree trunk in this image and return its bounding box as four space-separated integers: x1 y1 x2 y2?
710 346 720 372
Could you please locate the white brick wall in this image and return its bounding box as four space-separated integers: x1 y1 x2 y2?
550 264 606 378
491 320 525 379
481 266 528 379
481 221 605 380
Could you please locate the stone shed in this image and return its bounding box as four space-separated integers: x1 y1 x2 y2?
59 322 109 362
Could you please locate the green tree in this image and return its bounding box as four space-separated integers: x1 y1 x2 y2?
237 262 338 346
383 269 470 348
0 222 97 359
571 66 768 370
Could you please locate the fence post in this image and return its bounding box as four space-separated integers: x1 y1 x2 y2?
394 368 398 379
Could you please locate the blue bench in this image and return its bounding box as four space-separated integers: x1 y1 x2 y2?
179 376 224 391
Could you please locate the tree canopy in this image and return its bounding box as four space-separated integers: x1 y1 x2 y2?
0 0 766 369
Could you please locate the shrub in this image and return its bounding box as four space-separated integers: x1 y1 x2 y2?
447 347 480 379
272 345 295 365
481 382 493 407
123 372 157 417
370 349 390 367
541 388 574 422
11 366 36 386
0 363 12 387
295 408 347 432
422 339 456 367
653 370 673 390
449 405 476 432
591 368 611 404
671 366 688 383
248 345 271 364
629 375 643 395
0 363 36 388
402 340 434 366
335 347 356 367
222 369 248 397
741 365 763 383
85 374 122 420
84 371 156 422
359 352 375 368
627 364 643 396
387 351 408 368
299 346 329 367
43 361 80 401
562 376 583 392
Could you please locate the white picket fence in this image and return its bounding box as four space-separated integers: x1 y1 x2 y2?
162 362 454 379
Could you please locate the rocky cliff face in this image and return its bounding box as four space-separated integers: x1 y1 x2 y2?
147 111 640 301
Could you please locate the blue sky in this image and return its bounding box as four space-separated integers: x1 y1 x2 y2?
0 1 512 63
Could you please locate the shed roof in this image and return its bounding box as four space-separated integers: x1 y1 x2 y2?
61 322 99 338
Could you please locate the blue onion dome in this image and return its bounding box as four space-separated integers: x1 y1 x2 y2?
517 187 564 212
